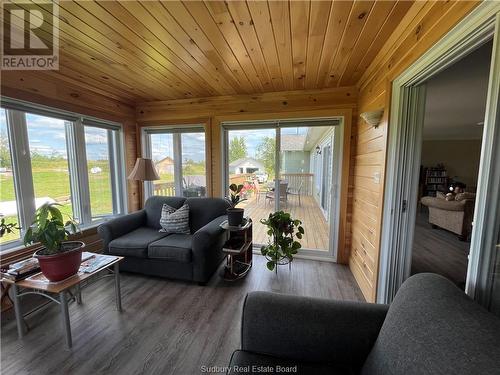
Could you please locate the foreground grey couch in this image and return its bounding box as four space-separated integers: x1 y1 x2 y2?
98 196 230 284
229 273 500 374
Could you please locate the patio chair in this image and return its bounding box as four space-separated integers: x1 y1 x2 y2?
288 181 303 206
265 182 288 208
253 179 269 203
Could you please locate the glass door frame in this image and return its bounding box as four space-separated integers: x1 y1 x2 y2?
221 116 344 261
141 125 207 199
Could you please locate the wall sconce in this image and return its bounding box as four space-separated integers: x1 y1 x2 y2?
360 108 384 129
315 146 321 155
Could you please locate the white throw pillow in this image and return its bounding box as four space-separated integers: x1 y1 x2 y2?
159 203 190 234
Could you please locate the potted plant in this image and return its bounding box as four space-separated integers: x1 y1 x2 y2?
226 183 246 226
0 217 19 238
24 203 83 282
260 211 304 274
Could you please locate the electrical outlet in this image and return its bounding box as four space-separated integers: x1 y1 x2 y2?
373 171 381 184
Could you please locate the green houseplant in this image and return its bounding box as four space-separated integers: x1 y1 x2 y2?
24 202 83 282
226 183 247 226
260 211 304 273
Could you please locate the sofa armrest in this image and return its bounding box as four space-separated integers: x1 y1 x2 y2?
241 291 388 367
191 215 228 281
97 210 147 253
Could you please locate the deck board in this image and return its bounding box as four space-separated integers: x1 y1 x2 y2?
239 194 329 251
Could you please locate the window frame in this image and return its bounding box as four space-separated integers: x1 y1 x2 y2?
141 125 207 200
0 99 128 252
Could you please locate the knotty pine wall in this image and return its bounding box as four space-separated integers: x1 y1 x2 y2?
351 1 480 302
0 70 141 262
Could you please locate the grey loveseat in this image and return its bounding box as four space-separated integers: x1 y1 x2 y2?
97 196 230 284
229 273 500 374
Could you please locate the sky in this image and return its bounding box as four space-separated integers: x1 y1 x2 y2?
150 132 206 162
0 109 113 161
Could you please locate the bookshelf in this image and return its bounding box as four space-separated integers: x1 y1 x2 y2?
424 166 448 197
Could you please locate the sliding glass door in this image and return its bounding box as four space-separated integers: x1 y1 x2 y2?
142 127 206 198
223 118 342 257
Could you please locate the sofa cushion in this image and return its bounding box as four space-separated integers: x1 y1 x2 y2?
159 203 190 234
229 350 352 375
185 197 231 232
148 234 193 263
362 273 500 375
108 227 167 258
144 196 186 229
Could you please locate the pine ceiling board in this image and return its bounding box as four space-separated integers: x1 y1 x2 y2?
160 1 255 94
268 1 294 91
246 1 285 91
59 1 205 99
95 1 236 96
343 0 414 85
316 0 353 88
305 1 332 89
325 0 375 88
335 0 396 87
65 1 212 98
54 2 192 100
6 4 161 101
130 1 245 95
290 0 310 90
187 1 264 93
225 1 278 92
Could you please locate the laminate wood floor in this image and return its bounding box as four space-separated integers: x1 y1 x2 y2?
1 255 363 375
411 211 469 289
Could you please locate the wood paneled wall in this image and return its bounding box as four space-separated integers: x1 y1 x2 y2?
350 1 479 302
136 87 357 264
0 71 141 262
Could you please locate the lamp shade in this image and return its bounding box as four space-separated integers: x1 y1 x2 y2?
128 158 160 181
360 109 384 128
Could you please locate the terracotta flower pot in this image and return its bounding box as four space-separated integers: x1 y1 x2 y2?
34 241 85 282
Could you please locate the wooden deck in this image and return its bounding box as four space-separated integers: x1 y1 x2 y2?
239 194 330 251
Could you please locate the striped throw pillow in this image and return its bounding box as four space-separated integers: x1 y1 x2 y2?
159 203 190 234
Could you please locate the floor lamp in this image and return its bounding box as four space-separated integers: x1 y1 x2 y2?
128 158 160 207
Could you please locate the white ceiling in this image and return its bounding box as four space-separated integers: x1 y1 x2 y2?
423 40 492 140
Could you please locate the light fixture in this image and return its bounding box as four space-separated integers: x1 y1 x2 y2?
128 158 160 181
360 108 384 129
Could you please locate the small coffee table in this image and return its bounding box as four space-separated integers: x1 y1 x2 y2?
3 255 123 349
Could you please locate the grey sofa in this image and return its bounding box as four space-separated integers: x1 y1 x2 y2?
97 196 230 284
229 273 500 374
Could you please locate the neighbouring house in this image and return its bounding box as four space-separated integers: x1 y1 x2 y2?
155 156 174 174
229 157 264 175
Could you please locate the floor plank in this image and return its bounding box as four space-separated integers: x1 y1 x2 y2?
1 255 363 375
411 210 469 289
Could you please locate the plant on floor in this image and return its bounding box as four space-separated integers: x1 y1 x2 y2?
0 217 19 237
24 202 79 255
260 211 304 273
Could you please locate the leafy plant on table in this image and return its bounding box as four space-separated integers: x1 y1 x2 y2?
260 211 304 273
0 217 19 237
227 183 247 207
23 202 79 255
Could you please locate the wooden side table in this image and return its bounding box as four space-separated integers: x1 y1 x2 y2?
220 218 253 281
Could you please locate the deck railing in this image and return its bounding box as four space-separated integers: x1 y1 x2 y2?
153 181 176 196
229 173 254 186
280 173 314 196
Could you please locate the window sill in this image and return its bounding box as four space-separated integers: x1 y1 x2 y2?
0 220 108 265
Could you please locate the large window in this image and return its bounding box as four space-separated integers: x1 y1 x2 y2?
0 101 126 250
143 127 206 198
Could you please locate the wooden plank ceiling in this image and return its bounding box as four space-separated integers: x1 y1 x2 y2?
4 0 414 105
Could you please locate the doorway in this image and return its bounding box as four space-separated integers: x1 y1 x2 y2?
379 3 500 305
222 118 342 259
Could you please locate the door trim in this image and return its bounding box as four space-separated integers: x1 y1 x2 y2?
378 2 500 304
